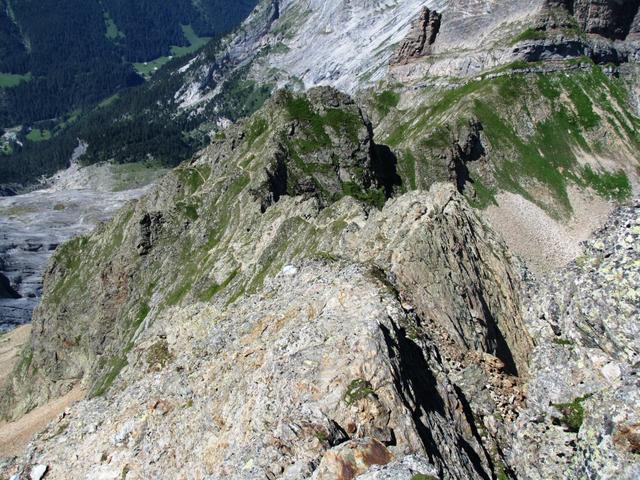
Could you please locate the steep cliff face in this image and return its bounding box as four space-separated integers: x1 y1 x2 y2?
542 0 640 39
572 0 640 39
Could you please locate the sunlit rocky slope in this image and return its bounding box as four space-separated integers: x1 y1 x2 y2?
1 0 640 479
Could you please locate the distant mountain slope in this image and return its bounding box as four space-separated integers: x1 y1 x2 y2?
2 0 640 202
0 0 258 125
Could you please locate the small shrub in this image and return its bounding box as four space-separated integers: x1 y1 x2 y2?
146 339 173 370
552 394 593 432
344 378 375 405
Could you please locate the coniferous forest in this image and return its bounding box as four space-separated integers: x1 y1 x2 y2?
0 0 259 186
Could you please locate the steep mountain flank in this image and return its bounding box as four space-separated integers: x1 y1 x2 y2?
1 0 640 478
379 64 639 210
1 89 536 478
1 86 638 479
370 61 640 271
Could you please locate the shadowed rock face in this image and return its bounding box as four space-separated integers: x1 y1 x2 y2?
574 0 640 39
544 0 640 39
0 272 20 299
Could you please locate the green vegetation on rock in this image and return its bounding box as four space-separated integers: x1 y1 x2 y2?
0 72 32 88
26 128 51 142
344 378 375 405
146 339 173 370
380 63 639 215
511 28 546 44
373 89 400 117
552 394 593 432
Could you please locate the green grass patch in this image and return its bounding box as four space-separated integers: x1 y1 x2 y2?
373 89 400 117
1 143 14 155
92 356 128 397
285 93 363 154
384 67 637 214
104 12 125 40
176 165 211 194
0 72 32 88
342 182 386 209
170 25 211 57
49 236 91 304
134 25 211 79
323 108 362 143
111 161 168 192
197 270 238 301
581 166 631 201
552 394 593 432
511 28 547 44
98 93 120 108
468 177 498 209
344 378 375 405
246 117 269 146
17 346 33 374
398 150 417 190
176 201 199 221
26 128 52 142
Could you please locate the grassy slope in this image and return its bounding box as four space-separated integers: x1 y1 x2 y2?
375 63 639 216
0 72 32 88
134 25 211 78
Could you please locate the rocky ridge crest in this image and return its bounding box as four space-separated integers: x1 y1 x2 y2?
2 88 534 479
2 85 638 478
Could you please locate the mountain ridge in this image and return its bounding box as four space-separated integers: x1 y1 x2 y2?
1 0 640 478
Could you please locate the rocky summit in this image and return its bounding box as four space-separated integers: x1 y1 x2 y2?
1 1 640 479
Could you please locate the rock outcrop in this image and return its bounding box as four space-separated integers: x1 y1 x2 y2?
391 7 442 65
510 200 640 479
0 179 531 479
543 0 640 40
0 79 639 479
573 0 640 40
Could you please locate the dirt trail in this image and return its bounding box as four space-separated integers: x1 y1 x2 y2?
0 326 85 458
